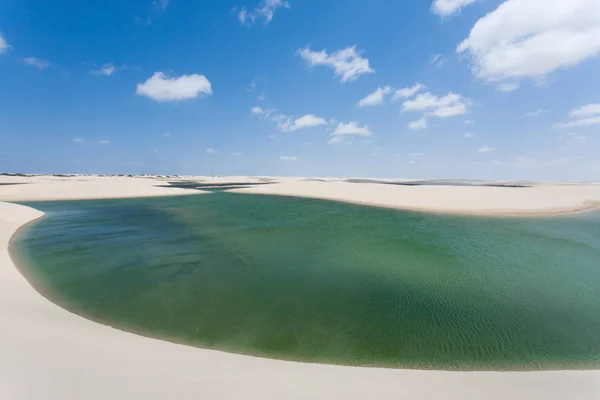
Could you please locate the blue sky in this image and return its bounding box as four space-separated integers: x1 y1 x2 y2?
1 0 600 180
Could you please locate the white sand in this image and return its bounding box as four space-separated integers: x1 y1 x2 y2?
231 180 600 215
2 176 600 399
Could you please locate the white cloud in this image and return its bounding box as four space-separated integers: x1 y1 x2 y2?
251 106 264 115
97 140 110 144
232 152 244 156
153 0 169 10
464 119 475 125
409 152 424 158
277 114 327 131
522 109 546 118
477 145 494 153
328 136 345 145
0 35 9 55
570 103 600 117
333 121 373 136
280 155 298 161
23 57 51 70
555 103 600 128
298 46 375 83
136 72 212 102
162 132 171 137
392 83 424 100
206 147 218 154
432 0 476 17
91 63 117 76
408 118 428 130
463 132 475 137
402 92 469 120
357 86 393 107
497 82 520 92
72 138 84 143
430 54 447 68
457 0 600 83
238 0 290 26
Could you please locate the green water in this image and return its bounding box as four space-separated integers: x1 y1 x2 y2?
12 193 600 370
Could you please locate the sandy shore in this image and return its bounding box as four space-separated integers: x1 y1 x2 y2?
231 180 600 215
2 175 600 399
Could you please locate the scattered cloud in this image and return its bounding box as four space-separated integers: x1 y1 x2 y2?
570 103 600 118
72 138 84 143
90 63 117 76
463 132 475 138
402 91 469 124
136 72 212 102
298 46 375 83
280 155 298 161
22 57 51 70
409 152 424 158
477 145 494 153
357 86 393 107
0 34 9 55
232 152 244 156
153 0 169 10
408 118 428 130
559 132 587 145
432 0 476 17
457 0 600 83
269 134 277 140
555 103 600 128
277 114 327 132
497 82 520 93
392 83 424 100
237 0 290 26
333 121 373 136
522 109 546 118
430 54 447 68
206 147 218 154
162 132 171 137
464 119 475 125
251 106 264 115
97 140 110 144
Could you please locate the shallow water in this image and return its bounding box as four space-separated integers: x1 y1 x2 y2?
12 193 600 370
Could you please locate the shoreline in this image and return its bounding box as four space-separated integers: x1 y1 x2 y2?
230 191 600 216
2 199 600 398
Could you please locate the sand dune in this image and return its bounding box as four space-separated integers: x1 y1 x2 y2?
2 176 600 399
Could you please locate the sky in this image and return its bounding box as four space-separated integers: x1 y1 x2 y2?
1 0 600 180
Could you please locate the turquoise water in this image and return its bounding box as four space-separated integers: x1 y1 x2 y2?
11 193 600 370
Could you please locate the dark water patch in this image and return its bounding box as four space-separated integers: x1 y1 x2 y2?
345 179 532 188
12 193 600 370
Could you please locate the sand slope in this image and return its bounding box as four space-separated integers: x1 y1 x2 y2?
231 180 600 215
1 201 600 399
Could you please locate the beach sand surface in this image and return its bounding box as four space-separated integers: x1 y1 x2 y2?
1 176 600 399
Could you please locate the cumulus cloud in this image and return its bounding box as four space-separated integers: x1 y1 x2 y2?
408 118 428 130
206 147 218 154
432 0 476 17
91 63 117 76
277 114 327 132
0 35 9 55
23 57 51 70
280 155 298 161
136 72 212 102
238 0 290 26
333 121 373 136
477 145 494 153
251 106 264 115
298 46 375 83
522 109 546 118
402 92 469 120
392 83 424 100
357 86 393 107
555 103 600 128
497 82 520 92
457 0 600 83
